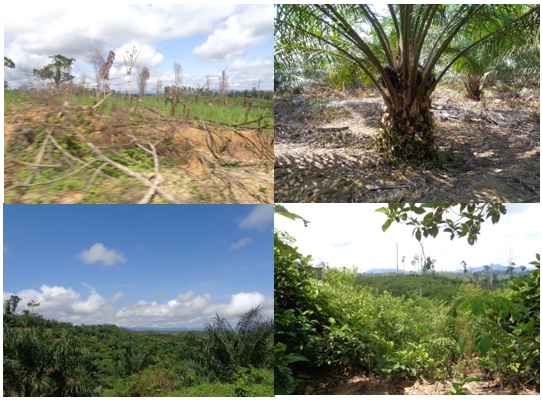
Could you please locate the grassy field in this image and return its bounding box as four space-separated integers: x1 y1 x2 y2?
5 90 273 128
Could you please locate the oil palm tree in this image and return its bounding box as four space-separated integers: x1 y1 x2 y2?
204 305 273 380
445 4 540 101
3 325 93 396
449 47 495 101
3 326 54 396
275 4 540 162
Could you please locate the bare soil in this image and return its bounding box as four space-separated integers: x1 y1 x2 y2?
298 368 539 395
4 98 273 203
274 86 540 202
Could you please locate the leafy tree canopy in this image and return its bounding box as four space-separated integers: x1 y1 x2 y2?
4 56 15 68
33 54 76 89
376 203 507 245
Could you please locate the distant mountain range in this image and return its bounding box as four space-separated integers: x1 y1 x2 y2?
362 264 535 275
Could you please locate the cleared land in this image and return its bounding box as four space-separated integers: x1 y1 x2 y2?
4 93 273 204
274 85 539 203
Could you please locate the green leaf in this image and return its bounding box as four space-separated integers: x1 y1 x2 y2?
274 204 310 226
382 218 393 232
479 335 491 357
422 212 434 225
471 300 484 316
411 205 426 214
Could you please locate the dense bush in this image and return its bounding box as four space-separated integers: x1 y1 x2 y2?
274 232 463 393
450 254 540 388
275 209 539 394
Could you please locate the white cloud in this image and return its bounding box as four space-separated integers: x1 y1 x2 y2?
177 290 196 302
72 287 107 314
4 4 239 56
3 4 271 91
112 292 124 302
222 291 266 317
114 42 164 69
4 286 272 329
3 245 9 254
79 243 126 267
275 203 541 272
115 290 270 327
192 5 273 62
230 238 253 250
6 284 119 317
227 59 273 90
237 205 273 231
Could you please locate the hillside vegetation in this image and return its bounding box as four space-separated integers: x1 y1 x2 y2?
3 307 273 397
274 204 539 395
355 273 519 303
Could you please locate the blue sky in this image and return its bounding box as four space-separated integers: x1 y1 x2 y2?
275 203 540 273
4 4 273 92
3 204 273 329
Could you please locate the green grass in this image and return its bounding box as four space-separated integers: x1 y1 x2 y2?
5 89 273 128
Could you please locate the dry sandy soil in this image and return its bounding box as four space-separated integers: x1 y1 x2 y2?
4 100 273 203
274 86 540 203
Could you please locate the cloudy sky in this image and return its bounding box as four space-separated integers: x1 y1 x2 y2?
3 204 273 329
3 4 273 92
275 203 540 273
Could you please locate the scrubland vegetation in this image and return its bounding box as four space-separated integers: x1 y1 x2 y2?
274 204 540 395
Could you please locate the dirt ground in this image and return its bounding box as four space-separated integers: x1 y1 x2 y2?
4 101 273 203
299 369 539 395
274 86 540 202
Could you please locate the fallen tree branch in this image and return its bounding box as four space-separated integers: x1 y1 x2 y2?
92 92 112 110
202 117 222 160
138 142 160 204
64 113 177 203
83 162 107 196
6 159 98 192
24 131 51 185
5 158 62 168
47 130 118 181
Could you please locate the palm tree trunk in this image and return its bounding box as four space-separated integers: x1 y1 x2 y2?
377 65 438 162
464 74 483 101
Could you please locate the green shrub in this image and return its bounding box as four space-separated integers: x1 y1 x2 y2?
129 366 174 396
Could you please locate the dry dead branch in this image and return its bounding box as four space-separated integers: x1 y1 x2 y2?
137 142 160 204
4 98 272 203
93 92 112 109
